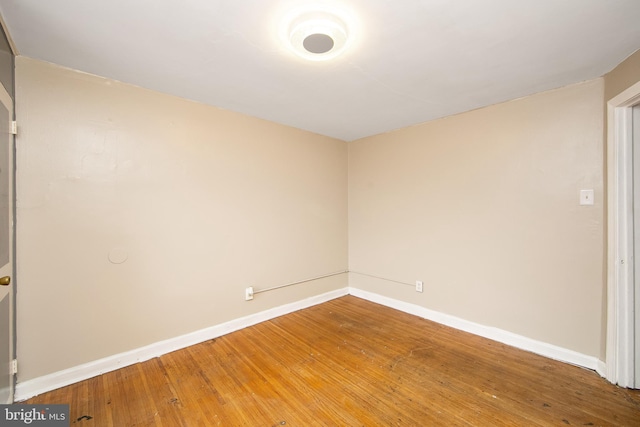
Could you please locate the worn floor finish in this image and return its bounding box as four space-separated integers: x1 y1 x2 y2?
27 296 640 426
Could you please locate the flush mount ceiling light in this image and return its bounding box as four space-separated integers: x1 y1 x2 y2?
279 5 357 61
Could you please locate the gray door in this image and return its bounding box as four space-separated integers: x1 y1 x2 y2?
0 83 14 403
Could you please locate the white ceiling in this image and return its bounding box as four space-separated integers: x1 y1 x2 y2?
0 0 639 141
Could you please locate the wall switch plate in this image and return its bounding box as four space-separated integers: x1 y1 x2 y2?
580 189 594 206
416 280 423 293
245 286 254 301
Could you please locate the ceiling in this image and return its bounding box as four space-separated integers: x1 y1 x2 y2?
0 0 639 141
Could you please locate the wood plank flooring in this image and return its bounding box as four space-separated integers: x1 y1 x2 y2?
26 296 640 426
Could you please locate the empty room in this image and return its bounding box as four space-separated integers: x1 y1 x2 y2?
0 0 640 425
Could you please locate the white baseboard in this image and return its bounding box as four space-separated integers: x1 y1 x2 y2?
348 287 602 371
15 287 349 401
596 359 607 378
16 285 605 401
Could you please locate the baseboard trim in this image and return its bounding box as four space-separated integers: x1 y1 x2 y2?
348 287 601 371
16 285 605 401
15 287 349 401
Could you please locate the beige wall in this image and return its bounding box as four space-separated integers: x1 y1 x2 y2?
604 49 640 101
17 48 633 382
15 57 348 381
349 79 604 357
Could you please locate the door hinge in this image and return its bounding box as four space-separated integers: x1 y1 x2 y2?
10 359 17 375
10 121 17 135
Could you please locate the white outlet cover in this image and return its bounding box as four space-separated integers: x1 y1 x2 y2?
580 189 594 206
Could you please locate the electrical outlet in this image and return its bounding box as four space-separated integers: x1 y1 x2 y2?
245 286 254 301
415 280 423 293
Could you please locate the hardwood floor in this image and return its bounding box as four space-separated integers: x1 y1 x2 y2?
26 296 640 426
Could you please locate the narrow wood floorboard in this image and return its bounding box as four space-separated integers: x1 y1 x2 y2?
26 296 640 426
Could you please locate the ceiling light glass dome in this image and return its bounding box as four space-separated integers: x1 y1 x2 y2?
280 6 357 61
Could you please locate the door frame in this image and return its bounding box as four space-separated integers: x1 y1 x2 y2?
606 80 640 387
0 81 13 403
0 14 16 404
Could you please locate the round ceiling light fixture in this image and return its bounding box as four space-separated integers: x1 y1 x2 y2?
280 6 356 61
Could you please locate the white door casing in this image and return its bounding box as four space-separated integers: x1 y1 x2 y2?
606 80 640 388
631 104 640 388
